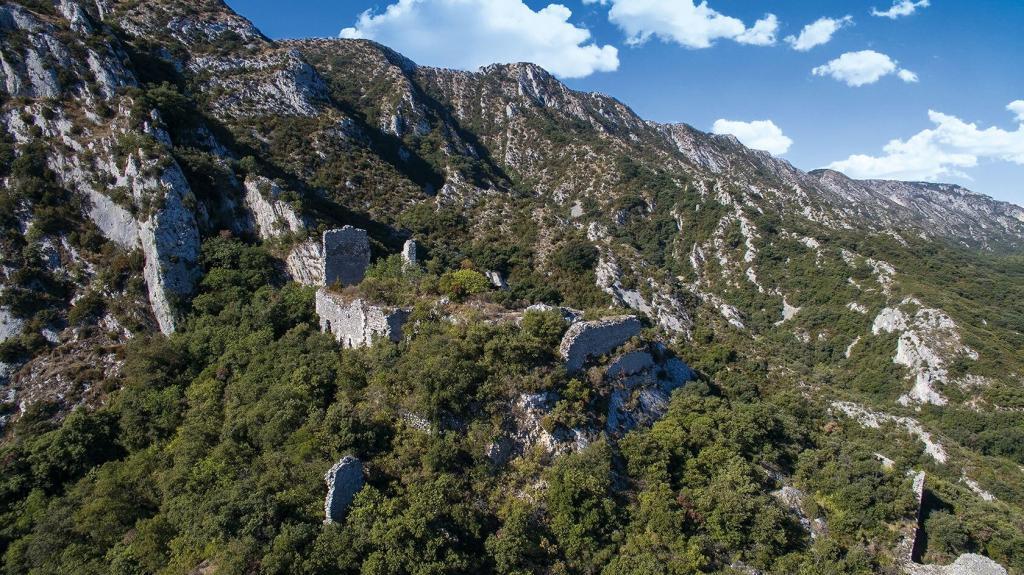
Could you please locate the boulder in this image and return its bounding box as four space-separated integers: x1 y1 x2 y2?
316 289 409 348
559 315 641 373
323 226 370 287
324 456 364 523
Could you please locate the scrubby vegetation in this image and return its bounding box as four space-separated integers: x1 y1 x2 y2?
3 237 1023 574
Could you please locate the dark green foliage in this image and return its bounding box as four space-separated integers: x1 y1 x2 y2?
438 268 491 301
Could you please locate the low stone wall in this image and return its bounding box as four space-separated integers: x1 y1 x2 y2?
315 289 409 348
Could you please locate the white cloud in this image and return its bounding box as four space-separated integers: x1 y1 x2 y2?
828 103 1024 181
339 0 618 79
1009 100 1024 123
712 119 793 155
897 68 919 83
785 15 852 51
871 0 930 19
812 50 917 87
601 0 778 48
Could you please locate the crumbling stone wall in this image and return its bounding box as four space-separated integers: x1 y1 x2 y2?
402 239 417 265
324 455 364 523
323 226 370 287
558 315 641 372
316 289 409 348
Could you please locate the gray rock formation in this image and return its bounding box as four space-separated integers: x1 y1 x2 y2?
604 346 695 435
604 350 655 379
907 554 1008 575
0 308 24 343
243 176 308 240
559 315 642 373
524 304 583 324
324 455 364 523
285 239 325 286
316 289 409 348
323 227 370 287
485 270 508 290
402 239 417 265
137 161 201 335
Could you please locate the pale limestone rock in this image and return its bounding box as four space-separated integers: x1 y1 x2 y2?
86 189 139 248
559 316 642 373
134 161 201 335
243 176 308 239
485 270 508 290
285 239 324 286
324 456 363 523
872 298 977 406
323 227 370 287
0 308 25 343
831 401 947 463
604 346 695 436
524 303 583 324
401 239 417 265
315 289 408 348
604 350 655 379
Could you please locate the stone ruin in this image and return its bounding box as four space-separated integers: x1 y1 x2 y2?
558 315 642 373
901 472 1008 575
316 289 409 348
402 239 417 265
323 226 370 287
324 455 364 523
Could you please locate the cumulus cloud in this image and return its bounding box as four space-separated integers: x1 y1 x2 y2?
897 68 919 83
811 50 917 86
872 0 930 19
828 103 1024 181
785 15 852 51
600 0 778 48
339 0 618 79
1009 100 1024 123
712 119 793 155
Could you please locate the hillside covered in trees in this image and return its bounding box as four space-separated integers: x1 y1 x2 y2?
0 1 1023 573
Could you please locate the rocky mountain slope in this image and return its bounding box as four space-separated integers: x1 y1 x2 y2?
1 1 1023 573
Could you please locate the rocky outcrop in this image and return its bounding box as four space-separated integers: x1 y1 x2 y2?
604 344 695 435
136 161 201 335
323 227 370 287
285 239 324 286
872 298 978 406
243 176 308 239
315 289 409 348
906 554 1007 575
485 270 507 290
525 303 583 324
486 392 591 464
831 401 948 463
559 315 642 373
324 455 364 523
772 485 828 539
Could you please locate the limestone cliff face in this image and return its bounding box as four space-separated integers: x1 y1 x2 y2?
0 1 201 335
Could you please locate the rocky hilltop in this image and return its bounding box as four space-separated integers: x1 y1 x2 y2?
1 1 1023 573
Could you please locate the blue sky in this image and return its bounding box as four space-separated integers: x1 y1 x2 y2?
225 0 1024 205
